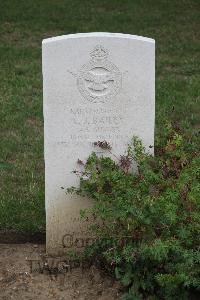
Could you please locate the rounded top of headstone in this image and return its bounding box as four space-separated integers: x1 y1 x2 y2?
42 32 155 45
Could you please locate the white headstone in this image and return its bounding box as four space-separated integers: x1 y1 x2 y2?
42 32 155 255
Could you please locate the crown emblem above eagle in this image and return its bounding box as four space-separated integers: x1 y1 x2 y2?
90 45 108 61
77 45 122 103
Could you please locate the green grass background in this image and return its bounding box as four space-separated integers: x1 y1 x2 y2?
0 0 199 233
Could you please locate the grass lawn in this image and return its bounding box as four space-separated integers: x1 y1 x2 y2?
0 0 199 233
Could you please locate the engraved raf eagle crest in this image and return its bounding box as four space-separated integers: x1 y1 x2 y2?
77 45 122 103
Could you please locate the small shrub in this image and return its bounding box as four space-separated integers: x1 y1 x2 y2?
67 122 200 299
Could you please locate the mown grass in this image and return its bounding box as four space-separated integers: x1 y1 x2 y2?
0 0 199 233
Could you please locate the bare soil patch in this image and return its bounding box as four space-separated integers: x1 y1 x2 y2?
0 244 121 300
0 230 45 244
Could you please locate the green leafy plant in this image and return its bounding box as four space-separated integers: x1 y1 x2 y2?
67 122 200 299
